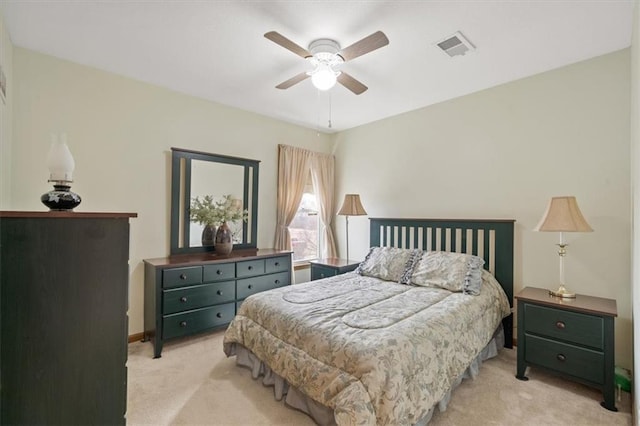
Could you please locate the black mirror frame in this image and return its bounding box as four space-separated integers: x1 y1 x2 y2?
170 147 259 255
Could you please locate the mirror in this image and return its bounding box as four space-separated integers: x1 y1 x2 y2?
170 147 259 255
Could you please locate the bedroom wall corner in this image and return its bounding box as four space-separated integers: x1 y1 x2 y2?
630 1 639 424
0 10 13 209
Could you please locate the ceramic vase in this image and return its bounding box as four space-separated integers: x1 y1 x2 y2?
201 224 216 247
214 222 233 255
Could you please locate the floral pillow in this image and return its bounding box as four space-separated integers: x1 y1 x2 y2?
409 251 485 295
355 247 422 283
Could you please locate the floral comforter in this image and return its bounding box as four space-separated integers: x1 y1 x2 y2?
223 272 511 425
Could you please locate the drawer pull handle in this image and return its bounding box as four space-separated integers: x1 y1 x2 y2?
217 313 223 318
217 270 222 275
556 321 566 330
180 296 187 303
275 262 280 266
248 284 253 289
275 279 280 284
556 354 566 362
248 266 253 270
180 273 187 280
217 290 223 296
180 321 187 328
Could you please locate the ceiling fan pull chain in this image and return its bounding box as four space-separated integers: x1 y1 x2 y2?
328 91 332 129
316 89 321 135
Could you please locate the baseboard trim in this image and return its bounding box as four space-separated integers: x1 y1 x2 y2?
128 332 145 343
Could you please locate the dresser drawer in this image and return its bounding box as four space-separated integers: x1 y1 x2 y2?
202 263 235 282
237 259 265 277
525 334 604 384
162 303 235 339
523 304 603 349
265 256 290 274
311 265 337 281
237 271 290 300
162 281 235 314
162 266 202 288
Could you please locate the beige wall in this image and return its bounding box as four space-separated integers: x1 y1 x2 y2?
10 47 333 335
631 1 639 423
334 50 632 369
0 13 12 208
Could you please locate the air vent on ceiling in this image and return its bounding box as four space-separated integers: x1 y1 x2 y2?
436 31 475 57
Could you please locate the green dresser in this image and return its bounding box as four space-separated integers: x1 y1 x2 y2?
144 249 292 358
0 211 136 425
515 287 617 411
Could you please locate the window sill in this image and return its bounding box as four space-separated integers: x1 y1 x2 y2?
293 261 313 271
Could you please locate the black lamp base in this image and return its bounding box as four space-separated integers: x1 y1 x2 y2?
41 184 82 211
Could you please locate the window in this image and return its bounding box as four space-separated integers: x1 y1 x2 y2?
289 190 320 262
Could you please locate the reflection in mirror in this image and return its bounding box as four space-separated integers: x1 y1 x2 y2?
189 161 245 246
170 148 260 255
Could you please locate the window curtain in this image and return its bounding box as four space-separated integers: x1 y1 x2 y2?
310 153 338 258
274 145 312 250
275 144 338 258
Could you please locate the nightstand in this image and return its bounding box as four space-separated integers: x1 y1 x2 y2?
309 258 360 281
515 287 617 411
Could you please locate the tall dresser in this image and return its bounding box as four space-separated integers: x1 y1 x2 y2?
144 249 292 358
0 211 136 425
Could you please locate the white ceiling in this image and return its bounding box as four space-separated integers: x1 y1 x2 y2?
0 1 634 133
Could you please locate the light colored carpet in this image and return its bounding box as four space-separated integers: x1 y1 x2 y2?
127 330 631 425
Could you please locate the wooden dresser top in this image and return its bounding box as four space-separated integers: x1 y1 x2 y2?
516 286 617 317
0 211 137 218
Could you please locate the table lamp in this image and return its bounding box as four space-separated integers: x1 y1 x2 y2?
534 196 593 298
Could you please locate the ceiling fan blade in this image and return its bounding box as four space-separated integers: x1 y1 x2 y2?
276 72 310 90
264 31 311 59
337 72 368 95
339 31 389 62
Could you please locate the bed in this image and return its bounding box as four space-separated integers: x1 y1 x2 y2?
223 218 514 425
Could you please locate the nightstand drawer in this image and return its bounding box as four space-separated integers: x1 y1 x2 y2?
524 304 603 349
163 281 235 314
163 266 203 288
311 265 337 280
525 334 604 384
162 303 235 339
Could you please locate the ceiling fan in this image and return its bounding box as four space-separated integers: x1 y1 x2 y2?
264 30 389 95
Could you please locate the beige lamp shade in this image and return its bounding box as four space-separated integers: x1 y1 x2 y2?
338 194 367 216
534 196 593 233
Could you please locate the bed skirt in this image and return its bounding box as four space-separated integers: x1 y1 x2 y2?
227 325 505 426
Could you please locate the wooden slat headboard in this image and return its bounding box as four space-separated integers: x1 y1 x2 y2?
369 217 515 348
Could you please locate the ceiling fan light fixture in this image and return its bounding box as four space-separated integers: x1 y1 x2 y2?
309 64 340 91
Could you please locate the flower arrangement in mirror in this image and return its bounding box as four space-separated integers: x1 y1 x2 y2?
190 194 249 254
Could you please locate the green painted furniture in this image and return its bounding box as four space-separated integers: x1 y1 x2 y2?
0 211 136 425
144 249 292 358
515 287 617 411
310 258 360 281
169 148 260 255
